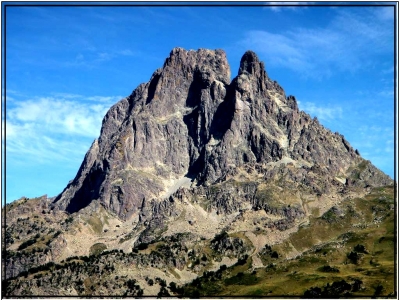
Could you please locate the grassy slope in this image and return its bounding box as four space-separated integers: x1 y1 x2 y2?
3 186 396 297
180 185 396 297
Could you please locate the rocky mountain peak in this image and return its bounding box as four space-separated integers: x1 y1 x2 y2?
52 48 392 221
238 50 266 77
162 47 231 85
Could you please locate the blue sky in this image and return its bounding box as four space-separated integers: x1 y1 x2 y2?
2 3 397 203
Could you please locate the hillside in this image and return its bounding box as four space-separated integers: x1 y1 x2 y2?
3 185 395 296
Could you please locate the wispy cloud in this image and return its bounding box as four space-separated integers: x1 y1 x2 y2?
265 2 311 12
298 101 343 122
378 89 394 98
68 49 139 68
344 123 394 177
241 7 394 78
5 94 122 165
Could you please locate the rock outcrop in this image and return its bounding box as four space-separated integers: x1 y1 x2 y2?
52 48 392 223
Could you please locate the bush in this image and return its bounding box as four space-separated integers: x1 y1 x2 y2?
169 281 178 292
236 254 249 266
304 279 361 298
347 251 362 264
224 271 258 286
137 243 148 250
126 279 137 290
261 244 279 258
353 244 368 254
211 231 229 244
373 284 384 296
18 238 37 251
147 278 154 286
157 286 170 297
318 265 340 273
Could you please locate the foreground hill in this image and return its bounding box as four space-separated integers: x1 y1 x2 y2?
3 186 395 296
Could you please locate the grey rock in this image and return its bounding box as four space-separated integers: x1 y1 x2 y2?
52 48 393 223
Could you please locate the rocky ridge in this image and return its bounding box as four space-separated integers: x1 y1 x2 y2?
52 48 390 219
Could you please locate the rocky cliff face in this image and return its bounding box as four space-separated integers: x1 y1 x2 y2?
52 48 392 223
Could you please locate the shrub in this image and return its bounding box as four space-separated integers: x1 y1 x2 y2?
18 238 37 251
353 244 368 254
261 244 279 258
147 278 154 286
236 254 249 266
347 251 362 264
126 279 137 290
373 284 384 296
169 281 178 292
304 279 356 297
157 286 170 297
211 231 229 244
318 265 340 273
137 243 148 250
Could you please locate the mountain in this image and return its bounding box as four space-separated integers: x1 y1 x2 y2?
3 48 395 297
51 47 391 242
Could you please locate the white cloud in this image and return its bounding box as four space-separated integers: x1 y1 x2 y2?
265 2 311 12
66 48 138 69
298 101 343 122
241 7 393 78
119 49 136 56
7 95 122 137
97 52 113 62
378 89 394 97
5 94 122 165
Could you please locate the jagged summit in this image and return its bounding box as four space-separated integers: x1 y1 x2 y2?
238 50 266 77
52 48 392 222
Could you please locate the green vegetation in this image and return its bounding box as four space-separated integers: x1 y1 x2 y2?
17 238 38 251
85 216 103 234
119 231 136 243
224 271 258 285
348 159 370 180
317 265 340 273
136 242 149 250
176 185 395 297
89 243 107 255
3 185 395 297
211 231 229 244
